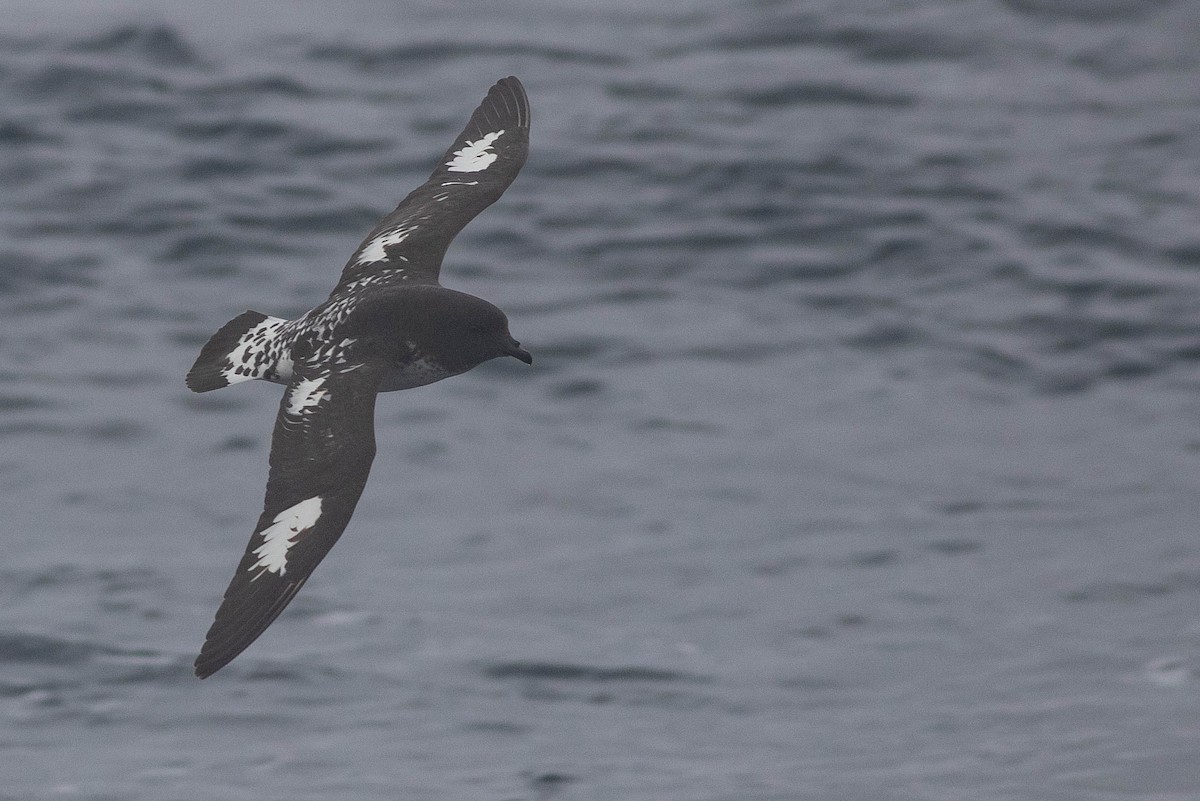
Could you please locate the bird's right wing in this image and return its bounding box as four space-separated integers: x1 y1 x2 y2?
331 76 530 295
194 351 388 678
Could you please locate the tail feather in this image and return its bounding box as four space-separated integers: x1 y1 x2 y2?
186 311 286 393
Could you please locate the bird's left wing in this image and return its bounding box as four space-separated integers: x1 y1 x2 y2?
331 76 530 295
195 353 388 678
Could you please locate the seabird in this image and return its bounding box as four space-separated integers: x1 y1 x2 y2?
187 76 533 678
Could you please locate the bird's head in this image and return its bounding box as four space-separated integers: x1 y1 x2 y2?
399 289 531 373
450 294 532 368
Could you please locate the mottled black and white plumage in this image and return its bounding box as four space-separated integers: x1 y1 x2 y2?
187 77 533 679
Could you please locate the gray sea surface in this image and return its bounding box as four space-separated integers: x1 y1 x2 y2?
1 0 1199 798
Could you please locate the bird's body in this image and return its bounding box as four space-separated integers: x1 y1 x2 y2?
188 77 532 678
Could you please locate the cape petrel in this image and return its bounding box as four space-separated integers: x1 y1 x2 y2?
187 76 532 678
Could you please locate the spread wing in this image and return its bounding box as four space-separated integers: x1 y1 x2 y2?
194 353 388 678
332 75 530 295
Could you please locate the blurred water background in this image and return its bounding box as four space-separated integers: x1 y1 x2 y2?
1 0 1199 798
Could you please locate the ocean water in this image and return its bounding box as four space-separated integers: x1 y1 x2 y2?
2 1 1199 798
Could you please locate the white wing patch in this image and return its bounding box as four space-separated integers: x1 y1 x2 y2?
356 224 416 266
286 376 328 417
445 130 505 173
249 496 323 577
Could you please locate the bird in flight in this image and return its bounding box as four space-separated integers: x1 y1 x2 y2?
186 76 532 678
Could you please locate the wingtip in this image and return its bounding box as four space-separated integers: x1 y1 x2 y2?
485 75 530 130
193 644 230 679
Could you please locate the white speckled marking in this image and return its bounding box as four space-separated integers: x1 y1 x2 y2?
272 351 295 384
219 317 286 385
356 225 415 266
445 130 504 172
286 376 327 417
332 337 357 364
249 496 323 576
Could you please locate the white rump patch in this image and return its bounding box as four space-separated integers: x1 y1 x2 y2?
249 496 323 577
286 376 327 417
445 130 504 173
356 225 415 266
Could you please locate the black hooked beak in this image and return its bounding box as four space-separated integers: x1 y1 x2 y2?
504 337 533 365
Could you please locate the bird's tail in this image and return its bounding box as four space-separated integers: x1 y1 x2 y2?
186 310 287 392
